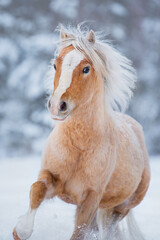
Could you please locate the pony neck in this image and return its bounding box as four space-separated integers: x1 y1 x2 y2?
60 84 110 134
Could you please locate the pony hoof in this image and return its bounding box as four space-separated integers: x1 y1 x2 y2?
13 228 21 240
13 211 35 239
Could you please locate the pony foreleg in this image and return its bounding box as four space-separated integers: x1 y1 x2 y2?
70 190 99 240
13 169 58 240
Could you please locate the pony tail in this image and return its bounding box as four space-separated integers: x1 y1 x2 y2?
97 209 146 240
125 210 145 240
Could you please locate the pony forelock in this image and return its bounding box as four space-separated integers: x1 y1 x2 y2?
51 23 137 112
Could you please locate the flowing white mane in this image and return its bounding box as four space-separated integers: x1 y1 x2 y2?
48 24 137 112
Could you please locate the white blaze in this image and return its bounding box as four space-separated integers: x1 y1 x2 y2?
54 49 84 102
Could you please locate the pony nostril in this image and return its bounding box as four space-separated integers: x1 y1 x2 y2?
48 99 51 109
59 101 67 112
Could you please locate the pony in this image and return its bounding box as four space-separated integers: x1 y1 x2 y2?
13 24 150 240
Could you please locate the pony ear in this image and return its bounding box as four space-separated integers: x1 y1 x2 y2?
60 27 73 40
86 30 96 44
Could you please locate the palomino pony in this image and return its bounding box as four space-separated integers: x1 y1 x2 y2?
13 25 150 240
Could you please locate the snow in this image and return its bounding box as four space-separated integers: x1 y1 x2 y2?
0 0 12 7
50 0 79 19
110 3 127 16
0 157 159 240
0 38 19 63
0 13 15 28
21 34 54 53
111 26 126 40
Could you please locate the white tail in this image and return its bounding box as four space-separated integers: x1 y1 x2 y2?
95 209 146 240
125 211 145 240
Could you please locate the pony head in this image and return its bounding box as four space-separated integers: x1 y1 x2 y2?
47 24 137 121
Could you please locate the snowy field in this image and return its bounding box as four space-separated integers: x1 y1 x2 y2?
0 156 159 240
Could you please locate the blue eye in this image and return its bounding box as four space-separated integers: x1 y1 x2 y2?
54 64 56 70
82 66 90 74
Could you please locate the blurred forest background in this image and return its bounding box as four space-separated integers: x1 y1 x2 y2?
0 0 160 158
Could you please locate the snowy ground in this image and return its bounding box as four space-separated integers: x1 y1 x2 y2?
0 156 159 240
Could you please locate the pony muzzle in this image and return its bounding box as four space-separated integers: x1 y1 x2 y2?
47 97 69 121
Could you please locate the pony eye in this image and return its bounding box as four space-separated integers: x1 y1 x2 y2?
82 66 90 74
54 64 56 70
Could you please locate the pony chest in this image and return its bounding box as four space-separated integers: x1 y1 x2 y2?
42 139 79 176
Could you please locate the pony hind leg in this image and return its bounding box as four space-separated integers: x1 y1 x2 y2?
114 166 150 217
13 169 59 240
96 167 150 240
105 167 150 240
